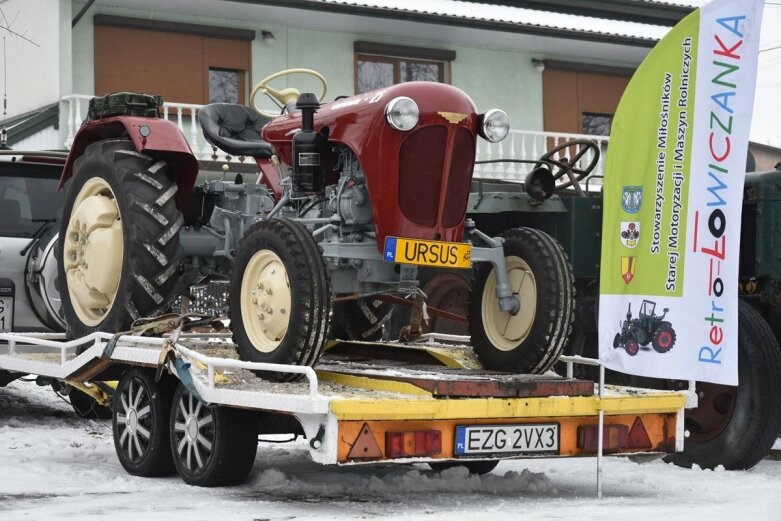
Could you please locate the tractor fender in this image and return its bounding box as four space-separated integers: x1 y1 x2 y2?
59 117 199 211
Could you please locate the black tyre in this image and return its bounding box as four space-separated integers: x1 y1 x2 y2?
667 301 781 470
229 219 331 379
332 298 392 341
113 368 176 477
469 228 574 374
651 322 676 353
57 139 183 338
429 460 498 475
170 383 258 487
70 388 112 420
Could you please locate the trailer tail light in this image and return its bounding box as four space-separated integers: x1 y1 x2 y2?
628 416 653 449
386 430 442 458
577 424 629 452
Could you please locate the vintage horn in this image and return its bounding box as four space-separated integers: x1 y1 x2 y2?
525 167 554 201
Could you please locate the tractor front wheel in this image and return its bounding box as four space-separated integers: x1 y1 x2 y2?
57 139 183 337
230 219 331 379
469 228 574 374
625 339 640 356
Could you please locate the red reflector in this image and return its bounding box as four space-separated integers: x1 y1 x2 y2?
348 423 383 460
386 430 442 458
628 416 653 449
577 424 628 452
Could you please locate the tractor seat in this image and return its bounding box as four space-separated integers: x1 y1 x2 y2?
198 103 274 158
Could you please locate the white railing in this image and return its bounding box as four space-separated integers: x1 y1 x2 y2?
61 95 609 179
474 129 610 183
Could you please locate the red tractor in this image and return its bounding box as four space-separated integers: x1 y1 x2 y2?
56 69 578 377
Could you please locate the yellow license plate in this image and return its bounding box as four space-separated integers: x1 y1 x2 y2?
383 237 472 269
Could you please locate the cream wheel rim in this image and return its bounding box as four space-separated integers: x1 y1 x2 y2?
64 177 124 326
240 249 292 352
481 256 537 352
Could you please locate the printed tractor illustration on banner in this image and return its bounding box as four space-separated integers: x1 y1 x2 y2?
612 300 676 356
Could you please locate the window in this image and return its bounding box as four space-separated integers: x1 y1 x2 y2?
582 113 613 136
209 68 243 104
354 41 455 94
0 166 62 237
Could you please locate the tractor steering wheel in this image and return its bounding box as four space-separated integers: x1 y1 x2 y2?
250 68 328 119
534 139 600 196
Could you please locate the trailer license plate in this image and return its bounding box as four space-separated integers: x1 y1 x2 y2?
0 296 13 332
383 237 472 269
455 424 560 456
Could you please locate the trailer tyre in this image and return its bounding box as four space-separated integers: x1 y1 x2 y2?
170 384 258 487
57 139 183 339
469 228 574 374
429 460 499 475
113 368 176 477
667 301 781 470
230 219 332 379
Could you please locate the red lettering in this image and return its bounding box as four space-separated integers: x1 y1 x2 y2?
709 132 731 162
701 235 726 261
710 326 723 345
714 34 742 60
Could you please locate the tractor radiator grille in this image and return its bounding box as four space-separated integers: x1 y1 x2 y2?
398 126 447 227
442 128 475 227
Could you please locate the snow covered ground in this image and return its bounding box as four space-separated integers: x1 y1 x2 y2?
1 379 779 521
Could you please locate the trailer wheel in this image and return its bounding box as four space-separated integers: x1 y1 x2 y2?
57 139 183 338
667 301 781 470
332 298 392 341
113 368 175 477
429 460 498 475
230 219 331 379
469 228 574 374
651 323 676 353
170 384 258 487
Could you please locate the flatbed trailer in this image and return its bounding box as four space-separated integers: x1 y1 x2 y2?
0 330 686 492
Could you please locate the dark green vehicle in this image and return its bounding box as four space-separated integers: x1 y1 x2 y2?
612 300 676 356
451 144 781 471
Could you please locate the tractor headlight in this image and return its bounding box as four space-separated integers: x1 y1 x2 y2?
385 97 419 131
479 109 510 143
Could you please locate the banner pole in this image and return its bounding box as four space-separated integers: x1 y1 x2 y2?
597 363 605 499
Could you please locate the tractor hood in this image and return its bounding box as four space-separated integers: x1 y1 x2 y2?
263 82 481 246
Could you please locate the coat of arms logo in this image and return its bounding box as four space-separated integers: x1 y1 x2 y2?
621 186 643 214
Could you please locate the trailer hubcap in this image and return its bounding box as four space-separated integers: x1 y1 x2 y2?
116 378 151 463
482 256 537 351
64 177 124 326
173 390 215 471
240 249 292 352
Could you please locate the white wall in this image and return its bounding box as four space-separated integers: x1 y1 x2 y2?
1 0 61 118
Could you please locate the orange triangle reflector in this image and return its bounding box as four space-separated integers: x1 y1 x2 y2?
628 416 652 449
348 423 383 460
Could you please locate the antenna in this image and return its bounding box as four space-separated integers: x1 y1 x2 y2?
0 36 8 150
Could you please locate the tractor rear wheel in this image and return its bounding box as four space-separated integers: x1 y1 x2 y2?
651 322 676 353
667 301 781 470
230 219 331 379
57 139 183 338
469 228 574 374
332 298 392 341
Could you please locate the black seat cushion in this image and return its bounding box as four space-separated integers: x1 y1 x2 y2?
198 103 274 158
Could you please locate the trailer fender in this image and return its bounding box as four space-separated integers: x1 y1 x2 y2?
59 117 199 210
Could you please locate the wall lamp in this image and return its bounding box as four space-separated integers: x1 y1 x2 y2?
262 30 275 45
532 58 546 72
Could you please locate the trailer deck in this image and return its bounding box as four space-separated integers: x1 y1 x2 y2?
0 330 686 471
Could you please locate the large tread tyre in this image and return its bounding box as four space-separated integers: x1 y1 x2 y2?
667 301 781 470
113 368 176 477
170 383 258 487
651 322 676 353
429 460 499 475
57 139 183 338
229 219 332 380
469 228 574 374
332 298 392 341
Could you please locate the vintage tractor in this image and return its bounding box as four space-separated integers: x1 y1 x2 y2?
56 68 577 377
612 300 676 356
